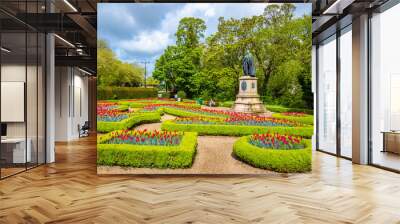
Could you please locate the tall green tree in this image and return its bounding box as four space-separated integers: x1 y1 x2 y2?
97 39 143 87
153 17 205 98
176 17 206 48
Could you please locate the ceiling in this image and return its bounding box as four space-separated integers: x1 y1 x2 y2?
0 0 97 74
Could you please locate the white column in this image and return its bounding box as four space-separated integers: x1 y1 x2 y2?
46 33 55 163
352 14 369 164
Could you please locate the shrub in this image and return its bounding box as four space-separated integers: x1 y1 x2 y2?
272 113 314 125
233 136 311 173
177 90 187 99
266 105 313 115
97 112 161 133
161 120 313 138
97 132 197 168
162 107 224 118
219 101 234 107
97 86 157 100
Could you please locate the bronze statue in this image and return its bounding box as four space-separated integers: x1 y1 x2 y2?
242 49 255 77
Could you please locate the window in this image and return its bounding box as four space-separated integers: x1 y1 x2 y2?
317 35 337 154
370 3 400 171
339 26 352 158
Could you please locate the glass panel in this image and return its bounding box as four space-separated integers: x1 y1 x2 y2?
371 4 400 171
340 26 352 158
27 31 38 169
1 30 27 177
318 35 337 154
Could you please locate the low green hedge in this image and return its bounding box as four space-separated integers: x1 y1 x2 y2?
97 132 198 168
97 87 157 100
233 136 311 173
117 104 129 111
272 113 314 125
161 120 313 138
266 105 313 115
97 112 161 133
162 107 224 118
219 101 234 107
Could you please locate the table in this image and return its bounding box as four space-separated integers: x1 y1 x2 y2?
1 138 31 163
381 131 400 154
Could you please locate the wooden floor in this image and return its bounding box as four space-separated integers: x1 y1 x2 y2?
1 136 400 223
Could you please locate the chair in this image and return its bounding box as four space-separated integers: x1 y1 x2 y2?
79 121 90 138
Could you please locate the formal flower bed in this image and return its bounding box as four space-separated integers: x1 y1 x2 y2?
97 102 119 111
249 133 304 149
233 134 311 173
97 110 129 122
281 112 307 117
97 131 197 168
97 112 161 133
104 129 182 146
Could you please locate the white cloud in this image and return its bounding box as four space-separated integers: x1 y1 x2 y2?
99 4 136 29
119 30 171 54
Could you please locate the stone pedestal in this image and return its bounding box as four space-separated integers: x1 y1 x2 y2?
232 76 267 114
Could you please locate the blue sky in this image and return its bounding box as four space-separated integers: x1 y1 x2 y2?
98 3 311 75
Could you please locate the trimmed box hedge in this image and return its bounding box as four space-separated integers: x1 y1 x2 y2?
97 87 157 100
161 107 224 118
266 105 313 115
161 120 313 138
272 113 314 125
97 132 198 168
233 136 311 173
97 112 161 133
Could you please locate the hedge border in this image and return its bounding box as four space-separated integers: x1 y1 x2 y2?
233 136 311 173
272 113 314 125
266 105 313 115
97 112 161 133
161 120 313 138
97 132 198 168
97 87 157 100
161 107 226 118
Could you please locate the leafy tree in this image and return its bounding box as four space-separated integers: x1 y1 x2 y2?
176 17 206 48
153 17 205 98
153 4 313 108
97 39 143 87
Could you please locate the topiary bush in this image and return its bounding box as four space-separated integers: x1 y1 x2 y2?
97 112 161 133
161 120 313 138
97 87 157 100
233 136 311 173
97 132 198 168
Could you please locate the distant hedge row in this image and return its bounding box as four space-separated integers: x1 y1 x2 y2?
97 87 157 100
266 105 313 115
161 120 313 138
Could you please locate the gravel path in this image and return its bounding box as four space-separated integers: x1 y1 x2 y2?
98 115 273 175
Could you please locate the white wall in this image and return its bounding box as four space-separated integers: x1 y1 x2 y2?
54 67 89 141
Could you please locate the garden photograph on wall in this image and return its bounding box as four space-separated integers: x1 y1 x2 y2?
97 3 313 175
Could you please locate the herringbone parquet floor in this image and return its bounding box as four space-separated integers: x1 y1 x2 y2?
1 136 400 224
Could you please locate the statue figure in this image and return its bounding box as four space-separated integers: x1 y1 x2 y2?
242 49 255 77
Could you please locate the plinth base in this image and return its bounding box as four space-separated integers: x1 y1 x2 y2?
232 76 267 114
233 95 267 114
